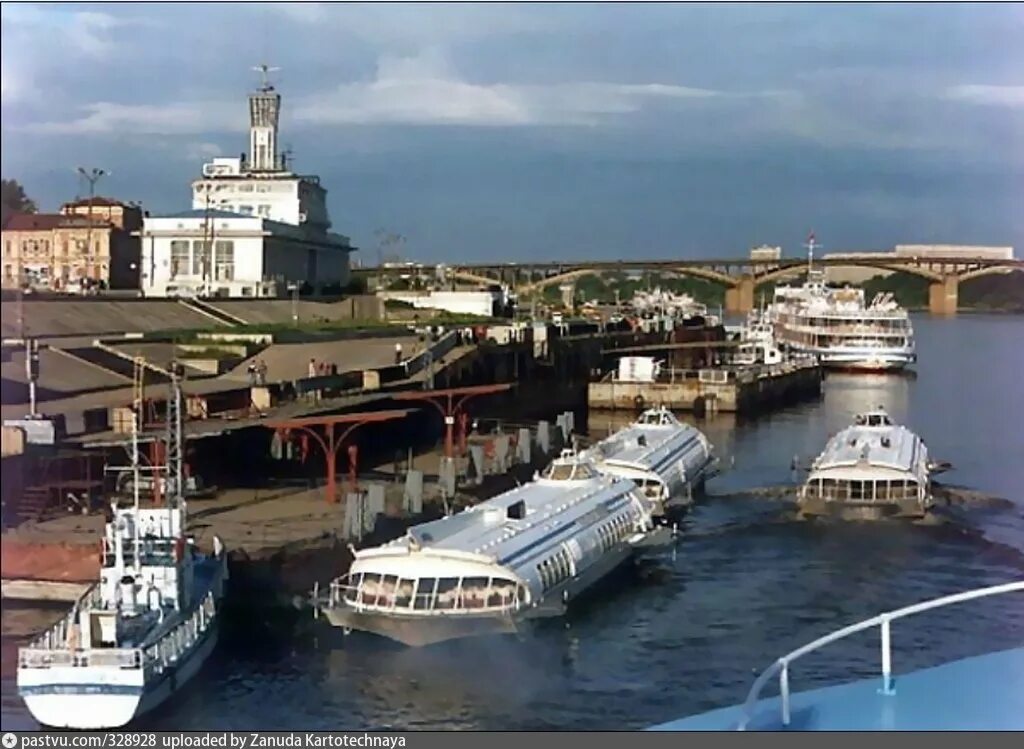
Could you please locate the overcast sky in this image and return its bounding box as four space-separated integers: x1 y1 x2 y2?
2 2 1022 262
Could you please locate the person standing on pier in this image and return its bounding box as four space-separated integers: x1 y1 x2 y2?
394 341 403 365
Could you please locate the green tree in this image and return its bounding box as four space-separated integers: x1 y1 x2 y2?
1 179 38 225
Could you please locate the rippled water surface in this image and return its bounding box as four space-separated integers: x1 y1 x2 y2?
3 314 1023 730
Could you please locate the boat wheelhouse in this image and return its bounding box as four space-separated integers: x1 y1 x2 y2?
770 270 915 372
798 408 932 519
17 389 228 729
314 450 659 647
588 407 716 516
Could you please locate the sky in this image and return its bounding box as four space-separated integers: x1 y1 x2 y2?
1 2 1022 263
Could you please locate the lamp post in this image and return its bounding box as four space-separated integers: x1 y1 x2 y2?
287 282 299 326
76 167 106 287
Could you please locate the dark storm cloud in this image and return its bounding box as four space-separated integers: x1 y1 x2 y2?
2 2 1021 260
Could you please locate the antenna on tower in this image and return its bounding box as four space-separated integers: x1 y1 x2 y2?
252 63 280 92
281 142 294 171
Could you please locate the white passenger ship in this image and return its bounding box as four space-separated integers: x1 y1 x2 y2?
17 398 227 729
314 450 661 647
587 407 716 516
768 239 915 372
798 408 933 520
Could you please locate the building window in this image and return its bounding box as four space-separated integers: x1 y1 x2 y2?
238 205 254 215
61 239 69 256
4 265 11 279
4 240 10 256
214 240 234 281
192 240 212 277
42 240 50 252
170 240 190 278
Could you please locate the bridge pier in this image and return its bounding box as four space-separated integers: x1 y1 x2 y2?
929 276 959 315
724 275 755 315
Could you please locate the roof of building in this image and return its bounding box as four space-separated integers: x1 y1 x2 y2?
61 196 134 209
151 209 258 220
2 213 113 231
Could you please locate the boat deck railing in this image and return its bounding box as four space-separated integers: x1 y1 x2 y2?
18 590 218 674
735 580 1024 730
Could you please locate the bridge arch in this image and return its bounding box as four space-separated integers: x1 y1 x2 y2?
752 261 943 287
957 265 1021 284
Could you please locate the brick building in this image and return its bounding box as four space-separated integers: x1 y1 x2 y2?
1 198 143 291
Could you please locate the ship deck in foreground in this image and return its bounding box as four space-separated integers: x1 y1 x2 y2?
648 581 1024 731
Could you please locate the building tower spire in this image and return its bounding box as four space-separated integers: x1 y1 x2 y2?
249 64 282 171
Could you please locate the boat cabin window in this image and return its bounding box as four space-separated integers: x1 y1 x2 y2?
542 461 597 481
395 579 415 608
507 500 526 520
359 573 382 605
434 578 460 610
855 411 892 427
638 409 675 426
459 576 490 609
413 578 438 610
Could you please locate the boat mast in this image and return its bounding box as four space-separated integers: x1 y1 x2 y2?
131 357 143 575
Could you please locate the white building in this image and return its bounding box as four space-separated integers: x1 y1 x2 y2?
894 244 1014 260
139 210 352 298
138 66 353 297
378 290 504 317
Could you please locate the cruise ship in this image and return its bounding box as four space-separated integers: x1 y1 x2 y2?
587 407 716 517
768 239 915 371
797 408 933 520
313 450 662 647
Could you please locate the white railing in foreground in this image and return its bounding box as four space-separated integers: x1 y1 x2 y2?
735 580 1024 730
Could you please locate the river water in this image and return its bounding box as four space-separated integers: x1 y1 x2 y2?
3 314 1023 730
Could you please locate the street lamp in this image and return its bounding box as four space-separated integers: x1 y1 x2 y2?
287 282 299 326
76 167 107 288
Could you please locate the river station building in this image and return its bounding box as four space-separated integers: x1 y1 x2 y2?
138 68 354 298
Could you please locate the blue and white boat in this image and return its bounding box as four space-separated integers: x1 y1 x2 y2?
314 450 662 647
648 581 1024 730
798 408 933 520
16 398 228 729
587 407 716 516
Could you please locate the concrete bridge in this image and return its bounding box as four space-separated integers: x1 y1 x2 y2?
362 254 1022 315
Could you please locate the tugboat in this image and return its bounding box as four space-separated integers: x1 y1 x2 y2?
587 407 716 517
797 407 933 520
312 449 662 647
17 368 228 729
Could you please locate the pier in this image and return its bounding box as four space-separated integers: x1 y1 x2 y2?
588 359 822 414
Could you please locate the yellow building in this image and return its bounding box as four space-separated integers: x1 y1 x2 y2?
1 198 142 291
